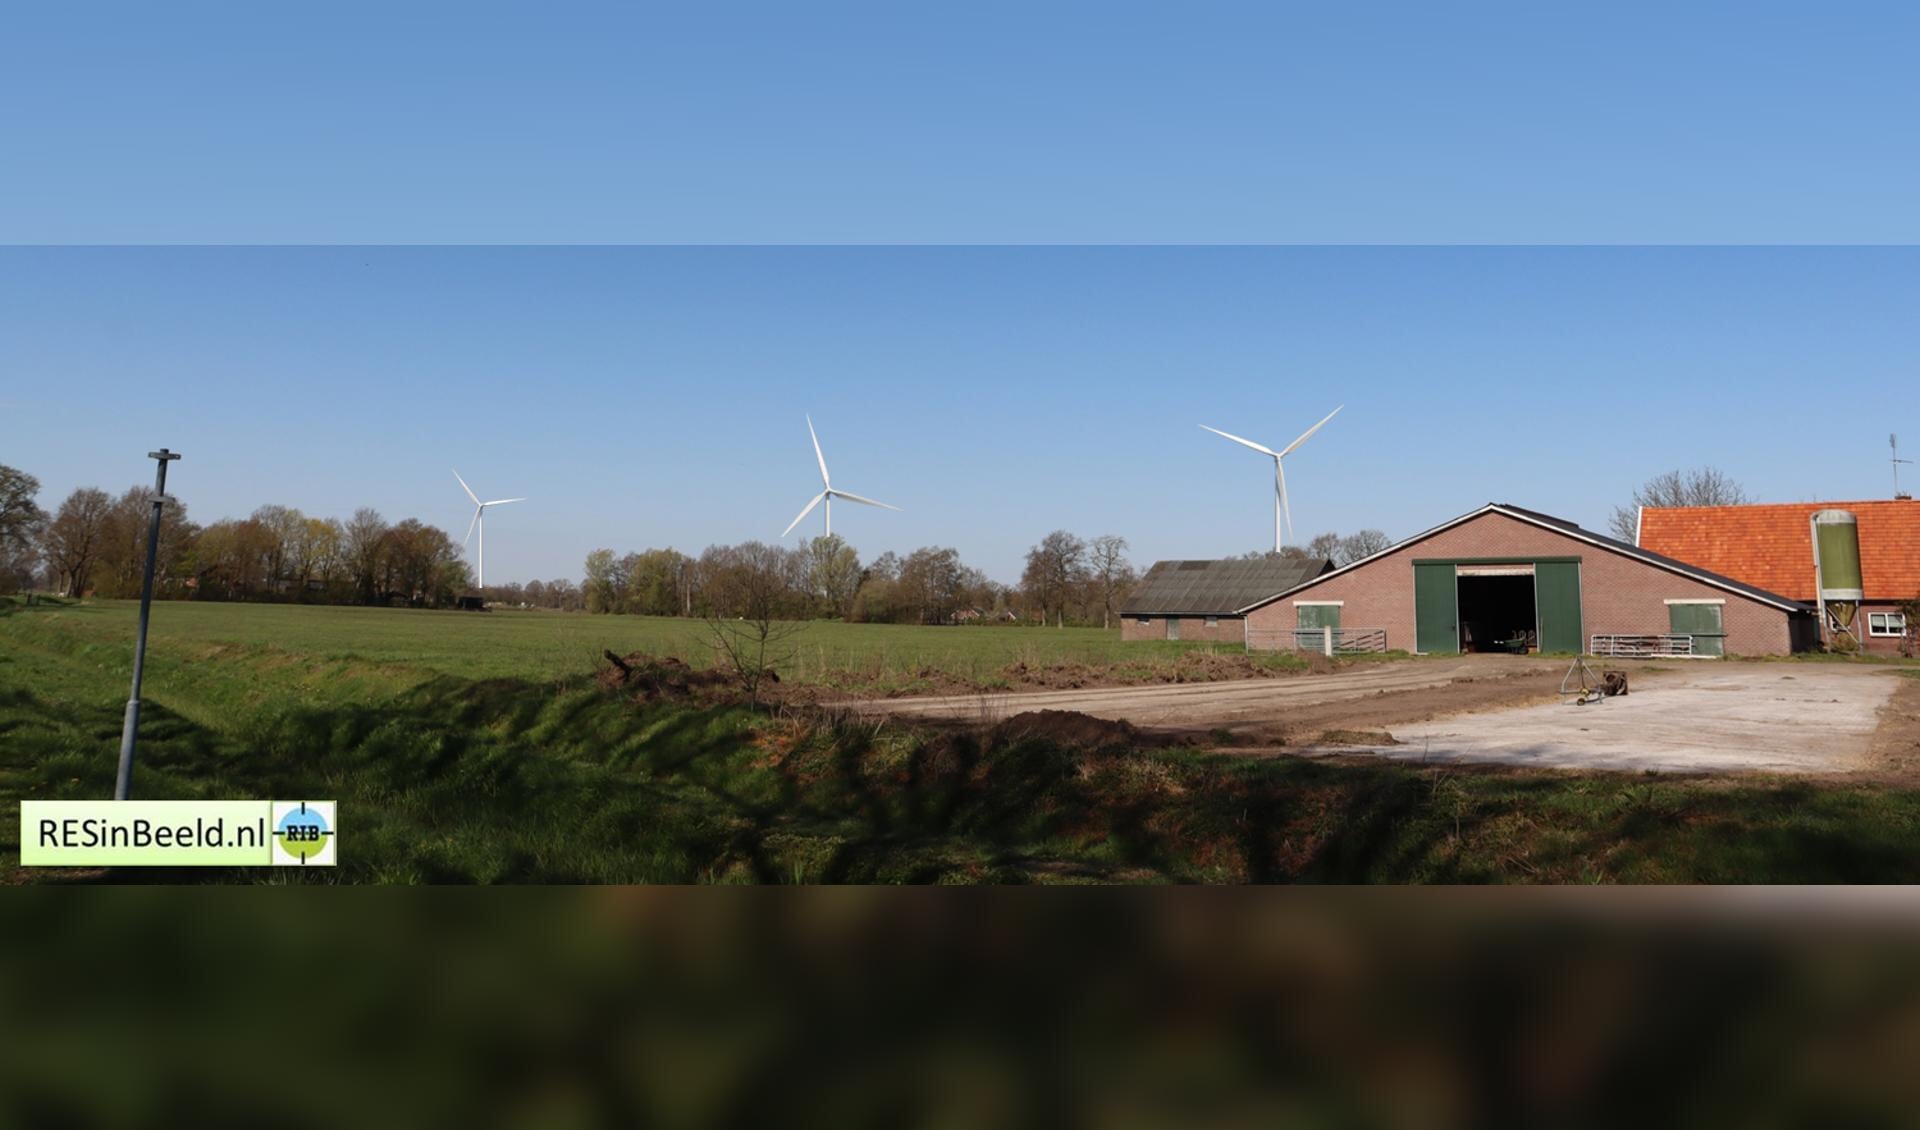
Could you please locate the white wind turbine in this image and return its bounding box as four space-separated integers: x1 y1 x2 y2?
453 469 526 589
780 415 901 539
1200 406 1343 553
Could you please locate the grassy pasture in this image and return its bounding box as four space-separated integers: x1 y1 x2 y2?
3 599 1228 685
3 597 1917 884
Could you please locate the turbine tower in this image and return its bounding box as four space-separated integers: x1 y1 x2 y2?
453 469 526 589
1199 406 1343 553
781 415 901 539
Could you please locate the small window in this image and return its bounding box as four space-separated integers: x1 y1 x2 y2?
1868 612 1908 637
1136 616 1151 626
1205 616 1219 627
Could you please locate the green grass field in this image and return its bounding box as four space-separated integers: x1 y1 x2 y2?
3 599 1233 685
4 596 1917 883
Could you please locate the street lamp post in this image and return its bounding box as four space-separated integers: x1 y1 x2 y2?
115 448 182 801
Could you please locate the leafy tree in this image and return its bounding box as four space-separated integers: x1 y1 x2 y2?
1610 467 1749 542
583 548 620 613
806 534 862 621
898 546 967 624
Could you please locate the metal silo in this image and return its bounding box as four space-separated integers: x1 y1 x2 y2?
1811 509 1863 647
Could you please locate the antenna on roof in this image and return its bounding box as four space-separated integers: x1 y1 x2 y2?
1893 433 1913 500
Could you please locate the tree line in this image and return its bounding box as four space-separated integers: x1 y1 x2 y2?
10 457 1749 620
568 531 1141 627
0 464 503 608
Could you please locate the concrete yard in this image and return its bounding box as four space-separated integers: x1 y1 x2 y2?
1356 665 1904 775
856 657 1915 776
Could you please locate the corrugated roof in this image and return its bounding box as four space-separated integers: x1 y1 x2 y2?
1638 499 1920 601
1123 557 1332 616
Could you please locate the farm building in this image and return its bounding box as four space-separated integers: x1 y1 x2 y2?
1121 556 1333 643
1242 504 1816 657
1638 499 1920 654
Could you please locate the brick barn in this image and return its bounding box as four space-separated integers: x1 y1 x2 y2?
1637 499 1920 654
1121 556 1332 643
1241 504 1816 657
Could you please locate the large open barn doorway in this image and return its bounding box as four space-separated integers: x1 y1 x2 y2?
1457 568 1536 653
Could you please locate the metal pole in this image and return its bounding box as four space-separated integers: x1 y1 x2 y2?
115 448 181 800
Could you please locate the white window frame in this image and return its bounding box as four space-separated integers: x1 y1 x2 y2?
1205 615 1219 627
1135 616 1151 626
1868 612 1908 637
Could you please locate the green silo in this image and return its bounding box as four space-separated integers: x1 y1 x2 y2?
1812 509 1863 647
1811 509 1864 600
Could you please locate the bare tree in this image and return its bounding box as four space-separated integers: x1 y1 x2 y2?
1086 534 1135 629
1021 530 1087 628
344 507 388 604
42 488 114 597
1337 528 1391 564
1609 467 1750 542
703 542 805 706
0 464 44 592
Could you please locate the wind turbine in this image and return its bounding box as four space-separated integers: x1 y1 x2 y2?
453 469 526 589
1200 406 1343 553
780 415 901 539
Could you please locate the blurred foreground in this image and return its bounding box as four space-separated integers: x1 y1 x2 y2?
4 889 1919 1127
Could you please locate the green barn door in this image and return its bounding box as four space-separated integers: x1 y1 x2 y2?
1668 603 1725 657
1535 561 1583 653
1413 563 1458 654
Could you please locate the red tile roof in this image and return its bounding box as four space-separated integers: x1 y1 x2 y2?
1638 500 1920 602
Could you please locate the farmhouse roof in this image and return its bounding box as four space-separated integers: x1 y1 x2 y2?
1638 499 1920 602
1123 557 1333 617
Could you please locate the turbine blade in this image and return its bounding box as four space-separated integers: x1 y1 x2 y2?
1278 461 1293 540
482 497 527 506
1278 405 1343 458
829 488 900 512
463 507 480 547
1199 424 1277 457
781 492 827 537
807 414 830 487
452 468 479 505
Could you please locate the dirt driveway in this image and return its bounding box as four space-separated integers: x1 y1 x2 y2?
855 657 1916 775
1356 665 1908 775
855 655 1567 735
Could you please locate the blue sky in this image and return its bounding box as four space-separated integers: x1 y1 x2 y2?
5 2 1920 242
3 248 1915 584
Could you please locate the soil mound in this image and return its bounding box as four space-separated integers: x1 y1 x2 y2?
597 650 739 701
992 709 1176 752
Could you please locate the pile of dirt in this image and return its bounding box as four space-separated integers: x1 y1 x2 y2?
597 650 740 702
998 661 1106 690
992 709 1180 752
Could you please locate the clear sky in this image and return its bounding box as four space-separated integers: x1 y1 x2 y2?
5 2 1920 243
2 247 1915 584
